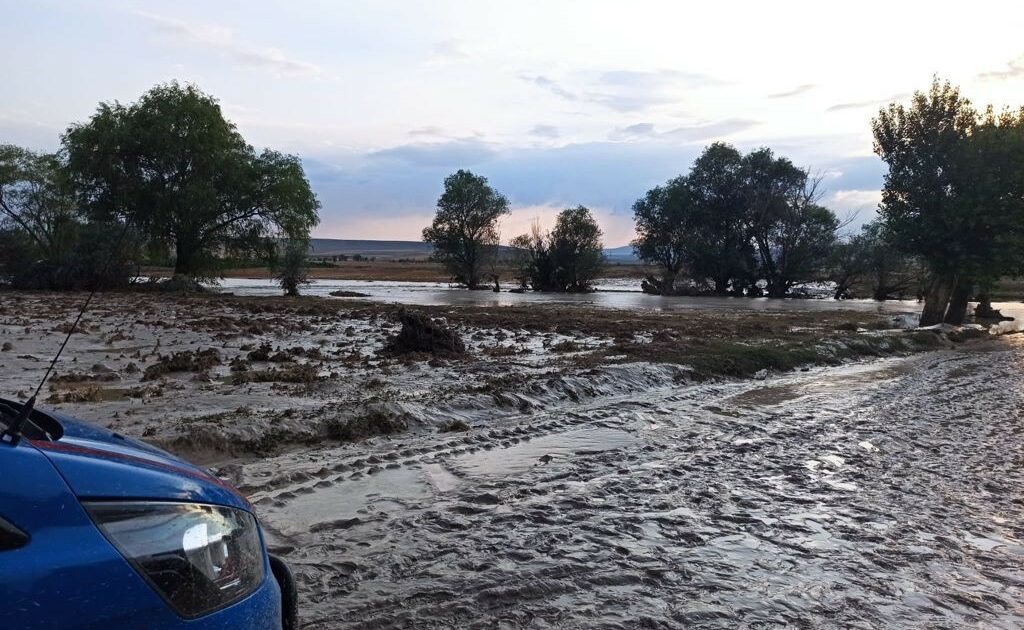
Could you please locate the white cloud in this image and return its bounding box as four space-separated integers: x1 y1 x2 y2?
978 54 1024 81
608 119 758 142
135 11 323 79
768 84 817 98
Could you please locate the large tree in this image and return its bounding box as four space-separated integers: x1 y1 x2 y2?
62 82 320 280
686 143 751 294
872 79 977 325
741 148 834 298
631 176 696 295
422 169 509 289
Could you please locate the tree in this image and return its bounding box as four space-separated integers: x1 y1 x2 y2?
549 206 605 292
272 238 311 297
741 149 836 298
828 231 873 299
631 176 696 295
512 206 605 292
62 82 320 281
422 169 509 289
872 79 977 325
510 222 554 290
0 144 139 290
0 145 79 267
686 143 751 294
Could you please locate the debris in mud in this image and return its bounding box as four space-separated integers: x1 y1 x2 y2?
1 342 12 352
974 302 1013 321
383 311 466 356
143 348 222 380
50 386 104 403
325 409 408 441
438 419 471 433
51 369 120 383
232 364 319 384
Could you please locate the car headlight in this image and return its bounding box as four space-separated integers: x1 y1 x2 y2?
83 501 265 618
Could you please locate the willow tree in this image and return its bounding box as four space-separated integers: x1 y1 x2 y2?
63 82 319 280
874 79 1024 325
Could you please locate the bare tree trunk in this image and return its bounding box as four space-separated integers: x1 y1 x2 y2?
943 278 972 325
661 269 678 296
919 274 954 326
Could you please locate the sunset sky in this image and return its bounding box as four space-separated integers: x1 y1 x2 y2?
3 0 1023 246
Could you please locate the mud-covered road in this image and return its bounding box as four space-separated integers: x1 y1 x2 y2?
237 337 1024 629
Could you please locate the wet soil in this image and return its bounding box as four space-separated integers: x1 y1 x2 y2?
3 292 1021 627
0 292 916 462
242 338 1024 629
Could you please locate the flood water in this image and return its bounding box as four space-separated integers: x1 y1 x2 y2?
247 339 1024 628
218 277 927 315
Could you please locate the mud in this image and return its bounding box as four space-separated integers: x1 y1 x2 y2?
238 339 1024 629
0 292 918 463
3 292 1023 627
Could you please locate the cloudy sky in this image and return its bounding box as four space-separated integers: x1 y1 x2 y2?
3 1 1024 246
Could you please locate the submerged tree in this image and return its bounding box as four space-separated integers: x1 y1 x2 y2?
63 82 320 281
422 169 509 289
632 143 840 297
686 143 751 294
549 206 605 292
828 220 921 300
272 238 311 297
742 149 838 298
512 206 605 292
631 176 696 295
874 79 1024 325
873 79 977 325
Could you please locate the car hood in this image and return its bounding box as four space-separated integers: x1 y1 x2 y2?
29 408 251 512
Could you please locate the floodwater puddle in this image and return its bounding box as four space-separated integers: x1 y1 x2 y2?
264 467 431 536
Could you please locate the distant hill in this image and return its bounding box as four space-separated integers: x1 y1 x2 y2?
307 239 641 263
308 239 433 259
603 245 639 263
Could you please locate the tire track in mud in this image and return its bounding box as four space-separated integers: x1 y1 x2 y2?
249 339 1024 629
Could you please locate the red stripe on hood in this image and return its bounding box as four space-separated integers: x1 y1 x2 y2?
30 439 252 509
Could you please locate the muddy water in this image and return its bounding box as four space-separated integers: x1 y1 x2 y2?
217 277 929 315
245 337 1024 628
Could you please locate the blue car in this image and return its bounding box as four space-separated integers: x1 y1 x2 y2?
0 398 298 629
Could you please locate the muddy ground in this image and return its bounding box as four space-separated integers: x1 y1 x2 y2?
2 292 1019 627
0 292 928 463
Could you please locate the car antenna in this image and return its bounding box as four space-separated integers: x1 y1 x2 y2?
2 221 134 446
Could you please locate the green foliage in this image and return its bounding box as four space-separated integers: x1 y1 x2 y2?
422 169 509 288
873 78 1024 324
631 176 696 294
872 78 977 277
512 206 605 292
828 221 922 300
686 143 753 294
631 143 840 297
0 144 79 263
272 238 311 297
0 144 140 289
62 82 320 281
